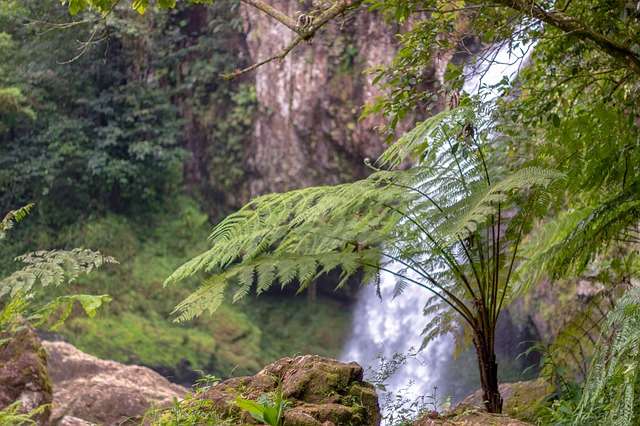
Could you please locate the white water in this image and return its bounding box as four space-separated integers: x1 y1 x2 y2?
339 39 534 420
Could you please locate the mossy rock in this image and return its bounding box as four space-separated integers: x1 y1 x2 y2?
454 378 553 422
200 355 381 426
0 326 52 424
414 410 532 425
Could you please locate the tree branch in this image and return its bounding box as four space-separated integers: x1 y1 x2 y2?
240 0 299 32
226 0 363 79
494 0 640 75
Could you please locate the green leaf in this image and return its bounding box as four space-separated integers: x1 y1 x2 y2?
132 0 149 14
235 397 267 423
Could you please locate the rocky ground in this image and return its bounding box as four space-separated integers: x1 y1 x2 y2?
0 327 549 425
44 340 186 425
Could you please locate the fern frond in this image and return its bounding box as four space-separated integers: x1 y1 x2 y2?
377 107 467 169
0 249 117 298
518 182 640 291
436 167 563 242
574 287 640 425
0 203 34 240
31 294 112 330
172 275 229 322
171 250 382 323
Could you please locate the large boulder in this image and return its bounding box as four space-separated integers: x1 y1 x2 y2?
0 326 52 424
412 378 552 425
43 340 186 425
456 378 553 421
413 411 531 425
201 354 381 426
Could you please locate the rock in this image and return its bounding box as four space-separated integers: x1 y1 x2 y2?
57 416 96 426
0 326 52 424
456 379 553 421
412 378 552 425
201 354 381 426
43 340 186 425
413 411 532 425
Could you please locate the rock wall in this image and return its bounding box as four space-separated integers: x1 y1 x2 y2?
240 1 396 196
166 2 469 210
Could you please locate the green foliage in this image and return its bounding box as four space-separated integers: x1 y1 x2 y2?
0 401 48 426
235 386 289 426
0 204 34 240
168 100 561 412
62 0 191 15
148 397 235 426
0 205 113 333
145 376 236 426
572 286 640 425
0 0 181 220
0 87 35 133
1 0 254 222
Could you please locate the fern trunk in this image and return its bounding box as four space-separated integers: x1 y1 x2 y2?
474 334 503 413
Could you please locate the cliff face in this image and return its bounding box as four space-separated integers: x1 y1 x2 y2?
166 3 464 211
240 1 396 196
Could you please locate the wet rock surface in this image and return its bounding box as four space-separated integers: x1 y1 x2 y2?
201 354 381 426
43 340 186 425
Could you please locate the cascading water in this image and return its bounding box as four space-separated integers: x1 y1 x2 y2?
340 39 535 420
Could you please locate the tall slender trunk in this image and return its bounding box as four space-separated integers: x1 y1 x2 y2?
474 334 503 413
307 281 317 304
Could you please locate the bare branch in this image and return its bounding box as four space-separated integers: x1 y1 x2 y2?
226 0 363 79
240 0 299 32
222 37 302 79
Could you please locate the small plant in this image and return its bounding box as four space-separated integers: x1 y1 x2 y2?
235 386 289 426
368 351 448 426
145 396 235 426
0 401 48 425
193 373 220 391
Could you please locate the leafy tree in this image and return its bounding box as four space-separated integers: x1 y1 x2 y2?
1 0 256 222
165 101 561 412
0 0 184 220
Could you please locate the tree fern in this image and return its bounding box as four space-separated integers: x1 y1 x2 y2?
517 184 640 291
168 102 562 413
574 286 640 425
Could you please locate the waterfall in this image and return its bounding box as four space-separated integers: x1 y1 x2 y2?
340 39 535 420
341 272 453 404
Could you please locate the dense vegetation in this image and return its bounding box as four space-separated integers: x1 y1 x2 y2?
0 0 351 385
2 0 640 424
